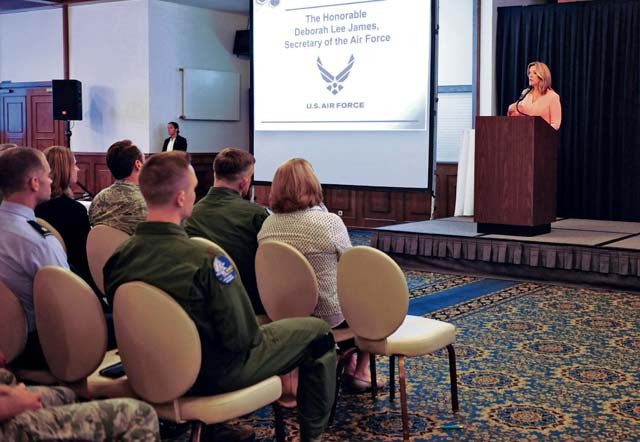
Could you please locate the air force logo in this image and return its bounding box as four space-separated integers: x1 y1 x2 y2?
213 256 236 285
316 55 355 95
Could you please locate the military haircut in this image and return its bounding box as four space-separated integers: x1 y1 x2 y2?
213 148 255 182
0 147 45 195
139 151 191 206
106 140 143 180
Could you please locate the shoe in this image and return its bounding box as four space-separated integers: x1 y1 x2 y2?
204 422 255 442
341 374 384 393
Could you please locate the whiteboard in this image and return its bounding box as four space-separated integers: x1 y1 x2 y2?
181 68 240 121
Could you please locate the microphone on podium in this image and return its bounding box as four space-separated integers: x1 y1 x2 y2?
515 86 532 116
517 86 532 102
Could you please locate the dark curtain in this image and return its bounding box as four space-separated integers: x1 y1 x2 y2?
496 0 640 221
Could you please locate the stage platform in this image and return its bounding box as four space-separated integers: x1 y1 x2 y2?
371 217 640 292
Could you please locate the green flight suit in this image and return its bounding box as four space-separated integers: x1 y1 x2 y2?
184 187 269 315
103 222 336 441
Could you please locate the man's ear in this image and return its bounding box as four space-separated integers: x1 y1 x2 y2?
134 159 143 171
28 176 39 192
176 190 186 208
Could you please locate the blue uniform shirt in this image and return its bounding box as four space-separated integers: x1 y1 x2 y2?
0 201 68 332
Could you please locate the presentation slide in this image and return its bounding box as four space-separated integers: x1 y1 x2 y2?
253 0 433 188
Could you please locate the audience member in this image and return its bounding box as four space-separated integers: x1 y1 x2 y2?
0 351 160 441
35 146 93 286
161 121 187 152
0 143 18 203
89 140 147 235
184 148 269 315
258 158 380 391
104 152 336 442
0 147 68 369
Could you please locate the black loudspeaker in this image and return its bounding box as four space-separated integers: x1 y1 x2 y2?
52 79 82 121
233 30 250 57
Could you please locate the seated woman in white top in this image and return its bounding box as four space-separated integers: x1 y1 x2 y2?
258 158 378 390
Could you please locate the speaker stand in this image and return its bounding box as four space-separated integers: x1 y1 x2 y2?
64 120 72 149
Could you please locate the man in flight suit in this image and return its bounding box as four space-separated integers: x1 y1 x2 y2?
184 147 269 315
104 152 336 442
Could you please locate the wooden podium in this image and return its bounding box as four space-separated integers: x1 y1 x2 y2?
474 116 558 236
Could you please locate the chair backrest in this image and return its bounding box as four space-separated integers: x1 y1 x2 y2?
190 236 239 272
0 280 28 363
255 240 318 321
36 217 66 252
337 246 409 341
87 225 130 294
114 281 201 404
33 266 108 382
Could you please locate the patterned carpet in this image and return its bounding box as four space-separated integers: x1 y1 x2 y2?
349 230 479 298
168 231 640 440
228 281 640 441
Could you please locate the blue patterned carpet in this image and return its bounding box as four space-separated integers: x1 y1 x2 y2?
235 282 640 441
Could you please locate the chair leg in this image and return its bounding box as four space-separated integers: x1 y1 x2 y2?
398 356 409 441
330 347 357 425
273 403 286 442
190 421 203 442
389 355 396 402
370 353 378 400
446 344 459 413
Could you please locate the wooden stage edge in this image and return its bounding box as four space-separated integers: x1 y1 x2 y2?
371 217 640 293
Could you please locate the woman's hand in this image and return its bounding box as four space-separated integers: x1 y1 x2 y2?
507 102 517 116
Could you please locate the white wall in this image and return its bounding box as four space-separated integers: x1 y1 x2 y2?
69 0 150 152
438 0 473 86
0 8 63 82
479 0 546 116
149 0 250 153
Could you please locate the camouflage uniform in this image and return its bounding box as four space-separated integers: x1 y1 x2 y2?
89 181 147 235
0 368 160 441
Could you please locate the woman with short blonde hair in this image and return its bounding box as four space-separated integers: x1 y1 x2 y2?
507 61 562 130
259 158 380 391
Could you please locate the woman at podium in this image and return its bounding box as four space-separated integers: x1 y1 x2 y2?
507 61 562 130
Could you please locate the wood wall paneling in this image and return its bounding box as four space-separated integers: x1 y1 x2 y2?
252 162 457 229
434 163 458 219
27 89 65 149
2 94 27 146
71 152 218 200
403 191 431 221
190 153 216 200
254 185 270 207
94 164 114 194
362 190 402 227
324 188 358 226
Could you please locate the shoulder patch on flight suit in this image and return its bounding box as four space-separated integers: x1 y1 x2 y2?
27 220 52 238
213 255 236 285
